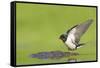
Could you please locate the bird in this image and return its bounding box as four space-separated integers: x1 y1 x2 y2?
59 19 93 51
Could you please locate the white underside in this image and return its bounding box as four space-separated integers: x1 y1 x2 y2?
65 36 76 49
65 28 76 49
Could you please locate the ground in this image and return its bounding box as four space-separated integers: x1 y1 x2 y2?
16 3 97 65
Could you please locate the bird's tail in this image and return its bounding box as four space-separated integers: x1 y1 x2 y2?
77 41 95 49
77 43 85 48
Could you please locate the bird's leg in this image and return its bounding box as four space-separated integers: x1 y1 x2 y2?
68 48 75 53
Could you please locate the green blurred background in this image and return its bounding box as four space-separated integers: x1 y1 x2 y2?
16 3 97 65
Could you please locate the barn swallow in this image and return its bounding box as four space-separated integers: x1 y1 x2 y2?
59 19 93 50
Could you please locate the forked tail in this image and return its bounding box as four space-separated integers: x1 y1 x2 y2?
77 43 85 48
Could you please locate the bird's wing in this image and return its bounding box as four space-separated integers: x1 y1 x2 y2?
67 19 93 44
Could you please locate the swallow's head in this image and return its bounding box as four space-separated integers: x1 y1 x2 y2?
59 34 67 42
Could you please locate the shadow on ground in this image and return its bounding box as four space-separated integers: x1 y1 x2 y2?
30 50 79 62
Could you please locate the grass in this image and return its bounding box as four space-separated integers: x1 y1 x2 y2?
16 3 97 65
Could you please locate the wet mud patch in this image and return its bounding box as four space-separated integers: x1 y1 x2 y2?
30 51 79 60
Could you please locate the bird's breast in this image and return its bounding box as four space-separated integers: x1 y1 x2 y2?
65 35 76 49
